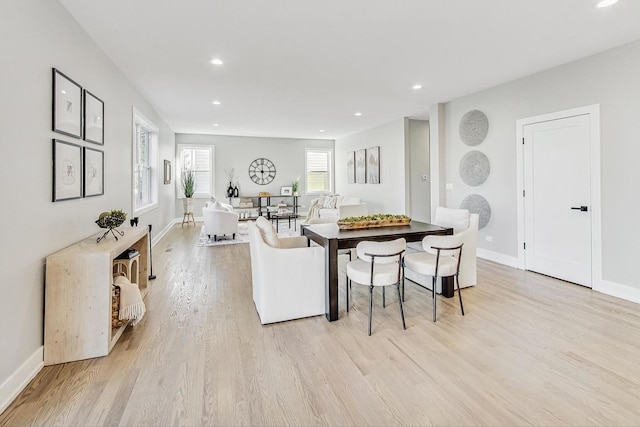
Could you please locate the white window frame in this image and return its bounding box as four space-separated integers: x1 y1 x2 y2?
132 107 159 216
305 148 334 195
176 144 215 199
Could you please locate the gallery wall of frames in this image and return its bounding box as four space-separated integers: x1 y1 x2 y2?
51 68 104 202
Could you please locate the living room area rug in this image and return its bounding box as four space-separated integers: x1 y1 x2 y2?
198 221 299 247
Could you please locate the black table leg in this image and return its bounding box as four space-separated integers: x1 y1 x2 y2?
441 277 454 298
326 239 339 321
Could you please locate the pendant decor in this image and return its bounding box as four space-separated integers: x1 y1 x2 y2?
460 194 491 229
459 110 489 146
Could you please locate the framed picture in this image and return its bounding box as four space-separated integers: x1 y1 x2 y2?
52 139 83 201
52 68 82 139
280 186 293 196
83 90 104 145
367 146 380 184
83 147 104 197
355 149 367 184
346 151 355 184
164 160 172 184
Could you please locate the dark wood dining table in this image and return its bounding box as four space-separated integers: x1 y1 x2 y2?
301 220 453 321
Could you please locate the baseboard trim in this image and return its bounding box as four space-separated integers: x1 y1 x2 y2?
152 219 180 247
0 346 43 415
593 279 640 304
477 248 521 269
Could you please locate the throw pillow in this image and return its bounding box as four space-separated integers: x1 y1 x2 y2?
323 195 336 209
256 216 280 248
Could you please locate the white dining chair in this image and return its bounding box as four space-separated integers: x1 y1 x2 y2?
346 238 406 335
403 234 464 322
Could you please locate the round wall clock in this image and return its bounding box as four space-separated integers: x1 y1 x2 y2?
248 158 276 185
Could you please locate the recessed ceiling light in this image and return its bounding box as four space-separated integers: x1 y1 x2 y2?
210 58 223 65
412 84 423 90
212 123 219 127
212 100 221 105
319 129 325 132
354 112 362 117
597 0 618 7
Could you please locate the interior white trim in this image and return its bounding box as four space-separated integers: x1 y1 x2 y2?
594 279 640 304
0 346 43 414
515 104 602 284
152 219 181 247
476 248 520 269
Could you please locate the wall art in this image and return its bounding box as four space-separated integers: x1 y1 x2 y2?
367 146 380 184
460 193 491 229
164 160 172 184
52 68 82 139
459 150 490 186
83 90 104 145
355 149 366 184
83 147 104 197
53 139 82 201
459 109 489 146
346 151 355 184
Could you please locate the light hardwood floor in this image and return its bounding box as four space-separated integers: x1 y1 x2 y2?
2 224 640 426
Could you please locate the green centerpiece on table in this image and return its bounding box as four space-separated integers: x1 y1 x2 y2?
337 214 411 230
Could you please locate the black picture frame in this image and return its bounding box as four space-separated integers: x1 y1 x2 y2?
53 139 83 202
83 147 104 197
164 160 172 184
83 90 104 145
52 68 82 139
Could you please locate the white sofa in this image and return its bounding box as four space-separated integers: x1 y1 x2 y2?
248 218 326 324
202 201 239 241
404 207 478 292
307 195 368 221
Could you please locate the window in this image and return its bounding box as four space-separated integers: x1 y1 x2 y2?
305 148 333 194
132 108 159 215
177 145 214 198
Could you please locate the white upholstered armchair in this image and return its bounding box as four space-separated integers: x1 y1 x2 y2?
404 207 478 292
247 218 326 324
202 205 239 241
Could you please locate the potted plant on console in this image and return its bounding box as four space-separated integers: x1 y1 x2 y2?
181 169 195 214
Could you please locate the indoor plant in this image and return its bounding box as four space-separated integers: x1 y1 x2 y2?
292 176 300 196
181 169 195 213
95 209 127 242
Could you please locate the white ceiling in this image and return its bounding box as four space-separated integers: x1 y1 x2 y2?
59 0 640 140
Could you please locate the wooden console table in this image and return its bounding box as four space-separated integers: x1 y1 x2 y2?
44 226 149 365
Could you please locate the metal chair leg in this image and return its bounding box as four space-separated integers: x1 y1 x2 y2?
401 265 405 302
396 284 406 330
456 274 465 316
382 287 386 308
368 285 374 336
432 276 437 322
346 278 350 312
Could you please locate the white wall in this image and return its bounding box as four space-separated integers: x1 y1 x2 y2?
0 0 175 408
406 119 430 223
442 39 640 290
174 134 334 216
335 118 407 214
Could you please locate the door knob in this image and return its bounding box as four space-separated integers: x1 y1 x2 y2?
571 206 588 212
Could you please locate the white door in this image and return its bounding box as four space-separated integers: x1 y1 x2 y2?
523 114 592 287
